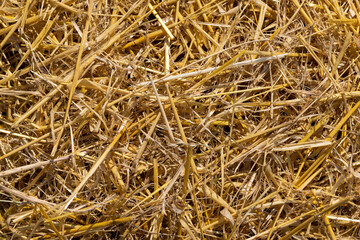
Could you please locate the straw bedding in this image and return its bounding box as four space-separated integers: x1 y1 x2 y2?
1 0 360 239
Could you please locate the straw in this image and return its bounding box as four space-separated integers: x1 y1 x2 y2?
1 0 360 239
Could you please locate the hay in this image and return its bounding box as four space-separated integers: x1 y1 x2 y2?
1 0 360 239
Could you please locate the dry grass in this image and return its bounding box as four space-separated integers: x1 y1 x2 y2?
1 0 360 239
